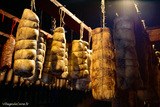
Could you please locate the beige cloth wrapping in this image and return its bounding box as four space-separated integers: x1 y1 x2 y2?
14 59 35 77
21 9 39 22
16 27 39 41
18 19 39 29
51 27 67 76
14 49 36 60
69 40 89 79
91 27 116 100
15 40 37 51
14 9 39 77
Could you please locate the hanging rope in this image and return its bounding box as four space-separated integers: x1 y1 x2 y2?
101 0 106 28
88 27 92 49
80 23 84 40
52 18 57 30
31 0 36 11
59 7 65 27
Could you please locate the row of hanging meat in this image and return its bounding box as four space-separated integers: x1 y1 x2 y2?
0 8 143 101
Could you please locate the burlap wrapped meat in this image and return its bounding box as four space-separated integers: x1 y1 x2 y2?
71 51 88 59
51 46 65 57
92 28 112 42
91 27 116 100
37 49 45 57
14 59 35 77
21 8 39 22
71 58 87 65
18 19 39 29
15 40 37 51
52 41 65 48
53 27 66 42
92 49 115 60
16 27 39 41
72 40 87 52
70 64 88 71
38 43 46 51
14 49 36 60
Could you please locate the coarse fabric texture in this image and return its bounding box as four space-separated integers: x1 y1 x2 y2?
18 19 39 29
15 40 37 51
21 9 39 22
91 27 116 100
51 27 67 76
28 31 46 83
14 49 36 60
16 27 39 41
53 27 66 42
41 38 53 84
113 16 143 90
69 40 89 79
14 59 35 77
14 9 39 77
0 35 15 72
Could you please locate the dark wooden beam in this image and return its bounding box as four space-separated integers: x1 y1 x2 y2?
35 0 91 41
0 9 53 38
0 31 10 38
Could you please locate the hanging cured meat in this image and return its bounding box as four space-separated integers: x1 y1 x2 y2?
0 35 15 72
41 38 54 85
91 27 116 100
69 40 89 79
13 9 39 77
28 31 46 84
113 16 143 90
75 49 92 91
61 47 69 78
50 27 66 76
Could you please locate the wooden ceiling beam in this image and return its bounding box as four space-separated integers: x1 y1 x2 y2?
0 9 53 38
35 0 91 41
0 31 10 38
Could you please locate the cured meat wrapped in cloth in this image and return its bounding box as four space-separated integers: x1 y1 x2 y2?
41 38 54 85
50 27 67 76
75 49 92 91
113 16 143 90
69 40 89 79
28 31 46 83
91 27 116 100
14 9 39 77
0 35 15 72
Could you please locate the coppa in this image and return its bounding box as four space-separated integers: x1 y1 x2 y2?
13 9 39 77
91 27 116 100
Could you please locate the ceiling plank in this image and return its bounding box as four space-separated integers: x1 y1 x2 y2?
35 0 91 41
0 9 53 38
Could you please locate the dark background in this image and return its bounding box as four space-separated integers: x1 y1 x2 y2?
1 0 160 33
0 0 160 107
